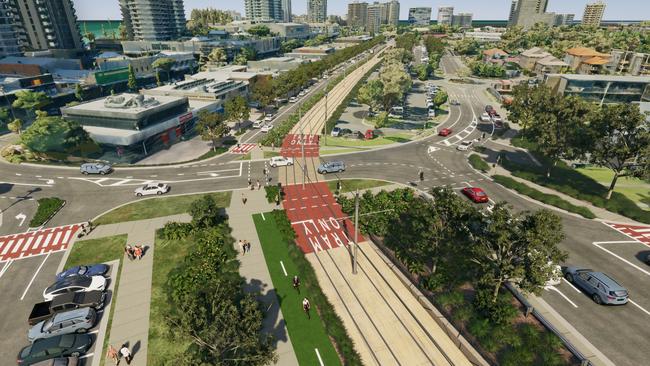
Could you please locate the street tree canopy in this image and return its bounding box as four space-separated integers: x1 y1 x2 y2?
196 110 229 152
20 115 93 153
12 90 51 114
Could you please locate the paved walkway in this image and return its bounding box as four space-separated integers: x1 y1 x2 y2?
226 188 300 366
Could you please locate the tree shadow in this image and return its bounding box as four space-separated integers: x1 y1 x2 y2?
0 187 41 213
246 278 289 346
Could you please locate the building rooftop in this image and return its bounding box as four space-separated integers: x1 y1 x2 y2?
582 56 610 65
549 74 650 83
537 56 569 66
64 93 187 117
483 48 509 57
521 47 552 58
566 47 610 58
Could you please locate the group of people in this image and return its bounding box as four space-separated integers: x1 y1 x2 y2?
293 275 312 319
248 178 262 191
105 343 132 365
124 244 144 261
238 239 252 255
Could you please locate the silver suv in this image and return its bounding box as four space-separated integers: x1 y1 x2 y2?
317 161 346 174
564 267 629 305
28 307 97 342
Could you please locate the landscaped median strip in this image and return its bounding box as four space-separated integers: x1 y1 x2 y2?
493 175 596 219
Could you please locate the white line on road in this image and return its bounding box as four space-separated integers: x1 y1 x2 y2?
280 260 287 276
21 252 50 300
562 278 582 293
629 299 650 316
593 242 650 278
315 348 325 366
79 353 95 359
0 260 13 279
545 286 578 308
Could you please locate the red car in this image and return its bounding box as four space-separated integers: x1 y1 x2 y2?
364 129 375 140
438 128 452 136
461 187 489 203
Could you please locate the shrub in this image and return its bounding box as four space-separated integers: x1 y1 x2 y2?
30 197 65 227
468 154 490 172
264 185 281 203
160 222 194 240
473 289 518 326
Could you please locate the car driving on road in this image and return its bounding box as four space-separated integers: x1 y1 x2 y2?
563 267 629 305
43 276 106 302
80 163 112 175
17 334 93 365
457 141 474 151
438 128 452 136
317 161 346 174
134 183 170 196
480 113 491 122
260 123 273 133
28 307 97 342
461 187 489 203
269 156 294 167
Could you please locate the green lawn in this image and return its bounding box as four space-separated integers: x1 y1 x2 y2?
253 214 341 366
148 230 193 364
64 235 128 366
326 179 391 193
320 148 368 155
324 133 413 147
264 151 281 158
239 152 251 160
95 192 232 225
577 167 650 206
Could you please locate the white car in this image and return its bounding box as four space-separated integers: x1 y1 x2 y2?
480 113 491 122
457 141 474 151
289 96 298 103
428 109 436 118
269 156 294 167
264 114 274 122
134 182 170 196
252 120 265 129
43 275 106 302
261 123 273 133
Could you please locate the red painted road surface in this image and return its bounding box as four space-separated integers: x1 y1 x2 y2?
283 182 360 253
231 143 257 154
0 224 80 262
281 134 320 158
604 222 650 246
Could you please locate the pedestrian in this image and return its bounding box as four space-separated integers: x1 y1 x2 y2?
241 193 247 205
124 245 134 261
239 240 246 255
106 345 119 365
237 143 241 149
302 297 311 319
134 245 143 260
292 275 301 293
256 179 261 190
119 344 132 365
247 177 252 186
481 132 486 140
275 194 280 206
271 141 275 151
245 240 251 253
418 169 424 182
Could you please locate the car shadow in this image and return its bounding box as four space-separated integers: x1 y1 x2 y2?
635 250 650 266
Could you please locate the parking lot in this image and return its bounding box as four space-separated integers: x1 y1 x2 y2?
0 251 116 366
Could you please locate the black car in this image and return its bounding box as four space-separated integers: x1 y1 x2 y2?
17 334 92 365
645 253 650 265
29 290 106 326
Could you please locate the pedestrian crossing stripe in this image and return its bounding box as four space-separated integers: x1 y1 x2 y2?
231 144 257 154
0 224 81 262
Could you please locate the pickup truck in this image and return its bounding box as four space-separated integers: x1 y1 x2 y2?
29 290 106 326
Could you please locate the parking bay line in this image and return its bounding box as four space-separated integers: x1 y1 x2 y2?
20 252 50 300
562 278 582 293
544 286 578 308
629 299 650 316
592 241 650 278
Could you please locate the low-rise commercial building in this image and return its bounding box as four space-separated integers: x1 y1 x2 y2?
247 56 304 73
518 47 553 70
94 51 197 78
533 55 569 75
464 31 503 43
545 74 650 104
121 37 281 60
285 45 335 61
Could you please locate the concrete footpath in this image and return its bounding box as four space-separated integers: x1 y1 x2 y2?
226 188 300 366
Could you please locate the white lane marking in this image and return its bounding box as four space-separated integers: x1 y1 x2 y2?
41 233 54 249
62 230 72 244
51 232 62 248
79 353 95 359
0 181 52 187
562 278 582 293
280 261 288 276
545 286 578 308
0 260 13 279
261 212 266 221
593 241 650 278
21 252 50 300
629 299 650 316
315 349 325 366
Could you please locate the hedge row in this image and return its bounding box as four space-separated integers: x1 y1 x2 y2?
468 153 490 172
30 197 65 227
493 175 596 219
269 210 363 365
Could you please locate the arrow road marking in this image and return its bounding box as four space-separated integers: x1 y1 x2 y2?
15 213 26 227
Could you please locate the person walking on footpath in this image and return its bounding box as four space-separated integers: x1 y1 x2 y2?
241 193 247 205
418 169 424 182
244 240 251 253
292 275 301 293
119 344 132 365
256 179 261 190
106 345 119 365
238 240 245 255
124 245 134 261
134 245 143 260
302 297 311 319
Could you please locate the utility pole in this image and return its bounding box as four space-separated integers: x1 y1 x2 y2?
353 189 360 274
323 92 328 145
301 127 306 189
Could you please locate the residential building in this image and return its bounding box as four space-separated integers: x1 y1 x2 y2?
119 0 186 41
408 7 431 26
518 47 553 70
464 31 503 43
307 0 327 23
508 0 556 29
347 2 368 29
564 47 610 74
608 50 650 76
508 0 519 25
533 55 569 75
281 0 292 22
437 7 454 26
482 48 509 62
554 13 575 26
367 3 383 34
244 0 283 22
386 0 400 25
544 74 650 104
0 2 21 57
582 1 606 27
12 0 83 53
452 13 473 29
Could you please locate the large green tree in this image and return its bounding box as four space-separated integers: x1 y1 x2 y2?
250 77 275 108
587 104 650 199
207 47 227 66
196 110 229 152
151 57 176 82
127 64 137 91
247 25 271 37
224 96 250 130
432 90 448 108
357 79 384 112
12 90 51 119
20 115 93 153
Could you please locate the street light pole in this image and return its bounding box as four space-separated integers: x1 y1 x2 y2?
323 92 328 145
301 127 306 190
353 189 359 274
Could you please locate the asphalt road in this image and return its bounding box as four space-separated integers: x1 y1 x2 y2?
0 44 649 366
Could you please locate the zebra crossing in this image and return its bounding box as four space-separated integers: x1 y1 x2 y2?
230 143 257 154
0 224 80 262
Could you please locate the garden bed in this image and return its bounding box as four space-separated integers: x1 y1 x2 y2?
30 197 65 227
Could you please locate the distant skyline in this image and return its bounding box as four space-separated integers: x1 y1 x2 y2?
72 0 649 21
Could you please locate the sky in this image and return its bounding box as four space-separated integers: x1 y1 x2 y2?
72 0 650 21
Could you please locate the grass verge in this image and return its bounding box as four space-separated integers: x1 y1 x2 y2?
264 151 281 158
326 179 391 194
253 213 342 366
30 197 65 227
576 167 650 207
64 235 128 366
324 133 412 147
95 192 232 225
468 154 490 173
493 175 596 219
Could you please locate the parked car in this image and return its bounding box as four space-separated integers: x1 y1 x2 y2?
43 276 106 302
252 120 265 129
274 97 288 104
644 253 650 265
31 357 79 366
260 123 273 133
428 109 436 118
298 91 306 97
134 183 170 197
56 264 109 281
289 96 298 103
29 291 106 326
485 105 494 113
364 130 375 140
264 114 274 122
563 267 629 305
438 128 452 137
457 140 474 151
269 156 294 168
28 307 97 342
339 128 354 137
17 334 93 365
480 113 491 122
461 187 489 203
331 127 341 137
317 161 346 174
450 100 460 106
79 163 112 175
